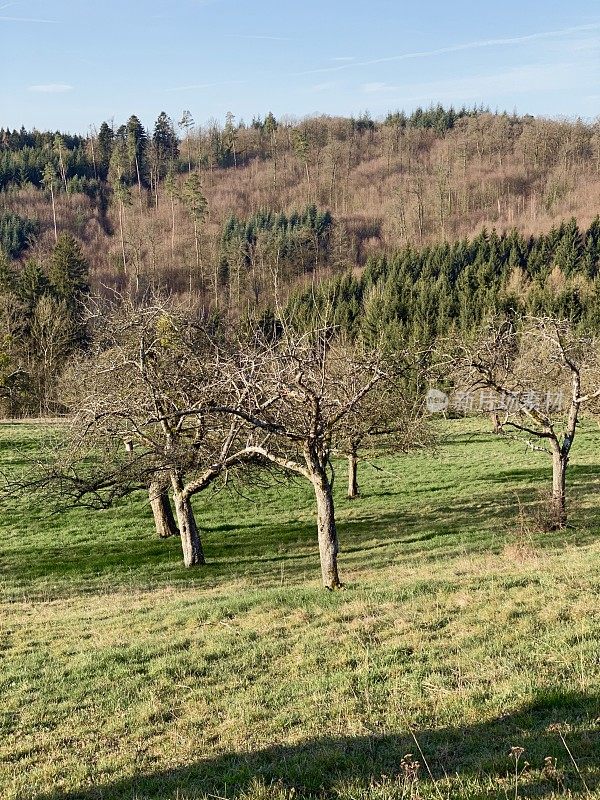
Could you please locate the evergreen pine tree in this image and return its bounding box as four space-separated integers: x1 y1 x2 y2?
16 259 49 311
48 233 89 314
97 121 114 180
0 249 16 293
152 112 179 176
125 115 148 190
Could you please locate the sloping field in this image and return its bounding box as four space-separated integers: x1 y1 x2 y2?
1 420 599 799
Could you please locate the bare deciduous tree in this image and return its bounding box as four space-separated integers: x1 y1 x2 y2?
215 327 418 588
35 298 259 567
336 376 431 500
454 317 600 528
10 298 428 587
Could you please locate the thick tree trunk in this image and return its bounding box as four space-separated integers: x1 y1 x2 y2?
313 478 341 589
172 489 205 567
347 450 359 499
149 480 179 538
551 449 567 529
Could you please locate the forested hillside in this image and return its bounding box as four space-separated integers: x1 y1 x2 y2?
2 107 600 304
1 106 600 414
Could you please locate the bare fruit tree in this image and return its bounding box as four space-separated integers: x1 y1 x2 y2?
39 298 259 567
215 327 420 588
454 317 600 528
336 372 432 500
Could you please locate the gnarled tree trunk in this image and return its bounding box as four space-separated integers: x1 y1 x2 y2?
312 476 341 589
149 480 179 538
171 474 205 567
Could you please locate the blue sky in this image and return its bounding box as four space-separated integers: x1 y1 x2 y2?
2 0 599 134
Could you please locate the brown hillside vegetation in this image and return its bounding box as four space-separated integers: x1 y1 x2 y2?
3 111 600 303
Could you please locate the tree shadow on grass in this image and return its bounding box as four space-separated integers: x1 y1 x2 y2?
0 488 481 589
487 464 600 486
36 691 600 800
4 459 600 600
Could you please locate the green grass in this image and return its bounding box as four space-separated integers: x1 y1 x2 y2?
1 419 600 799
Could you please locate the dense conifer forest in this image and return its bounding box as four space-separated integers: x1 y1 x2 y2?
288 217 600 343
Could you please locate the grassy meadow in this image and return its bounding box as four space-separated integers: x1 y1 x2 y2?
1 419 599 799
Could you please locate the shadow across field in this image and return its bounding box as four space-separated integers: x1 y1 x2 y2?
36 691 600 800
488 463 600 487
0 493 540 596
3 463 600 600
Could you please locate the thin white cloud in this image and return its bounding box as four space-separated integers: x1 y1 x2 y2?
0 15 57 21
362 82 392 94
359 62 586 104
225 34 291 41
294 22 600 76
28 83 73 93
310 81 338 93
331 56 355 62
566 36 600 53
165 79 246 93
